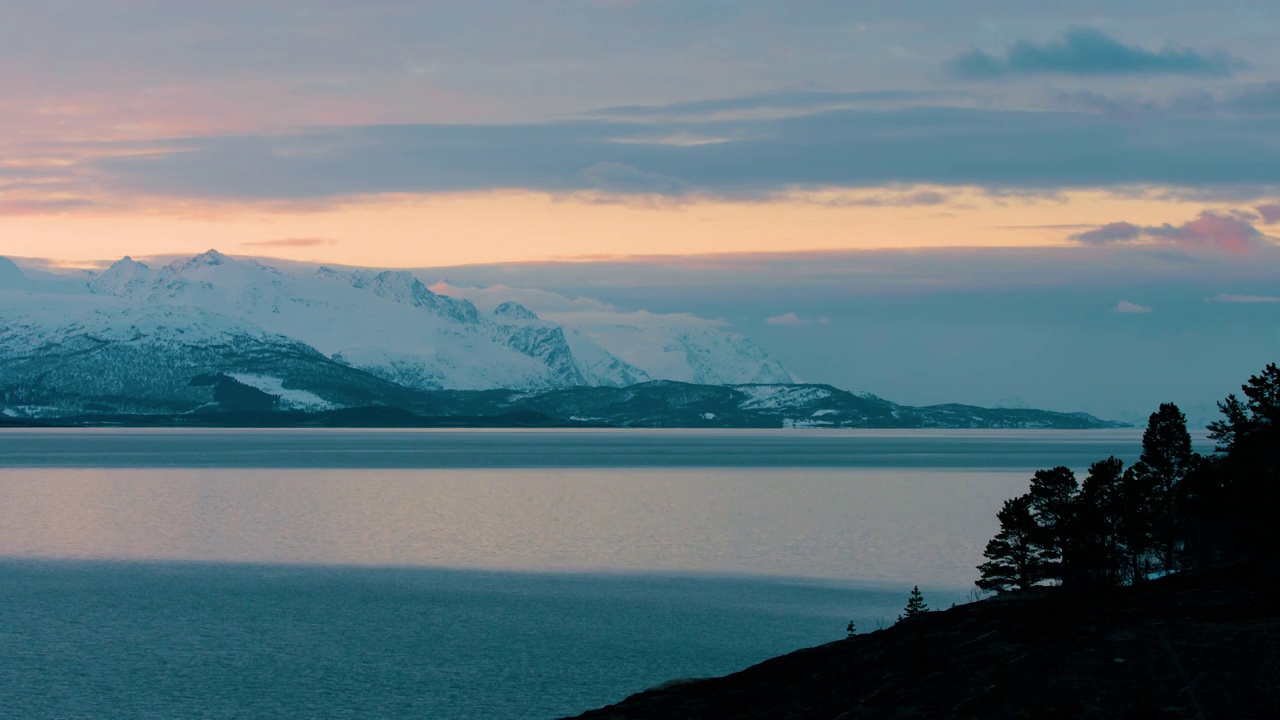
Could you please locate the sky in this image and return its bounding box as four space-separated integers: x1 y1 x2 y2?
1 1 1278 421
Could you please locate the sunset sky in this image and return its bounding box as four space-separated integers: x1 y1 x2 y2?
3 1 1278 420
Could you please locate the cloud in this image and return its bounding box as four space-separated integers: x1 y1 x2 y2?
0 198 95 215
1208 293 1280 303
425 280 727 331
1222 82 1280 115
1045 81 1280 121
1070 221 1142 244
80 101 1280 202
544 308 725 329
592 90 951 120
580 161 691 197
1144 212 1267 254
951 27 1243 79
1070 211 1273 254
241 237 337 248
1254 204 1280 223
428 282 615 315
1112 301 1153 314
820 189 950 207
765 312 830 326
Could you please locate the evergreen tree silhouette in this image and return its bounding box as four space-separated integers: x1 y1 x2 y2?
1116 464 1156 582
977 495 1047 593
901 586 928 619
978 361 1280 591
1132 403 1195 574
1026 466 1079 581
1207 362 1280 563
1066 457 1127 587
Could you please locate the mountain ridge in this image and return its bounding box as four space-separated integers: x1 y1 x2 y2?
3 376 1125 429
3 250 793 397
0 251 1123 427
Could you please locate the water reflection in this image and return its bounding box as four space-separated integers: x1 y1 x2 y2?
0 467 1032 586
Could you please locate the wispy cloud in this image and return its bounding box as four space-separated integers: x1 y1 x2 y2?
0 198 95 215
765 312 831 326
1112 300 1153 314
580 162 692 197
428 282 614 314
1045 81 1280 120
1070 221 1143 244
75 103 1280 204
591 90 951 120
1208 293 1280 303
951 27 1243 79
241 237 337 248
818 189 951 208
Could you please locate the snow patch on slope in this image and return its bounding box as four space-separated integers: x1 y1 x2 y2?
735 384 834 410
227 374 336 411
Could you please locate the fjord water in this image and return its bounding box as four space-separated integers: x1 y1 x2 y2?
0 429 1149 718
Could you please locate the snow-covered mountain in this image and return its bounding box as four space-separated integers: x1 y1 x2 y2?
0 291 426 416
0 250 798 417
563 322 795 386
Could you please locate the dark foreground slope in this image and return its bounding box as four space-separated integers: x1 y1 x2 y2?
568 566 1278 720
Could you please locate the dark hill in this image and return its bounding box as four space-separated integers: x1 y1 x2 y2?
567 565 1278 719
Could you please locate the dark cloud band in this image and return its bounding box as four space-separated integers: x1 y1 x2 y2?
950 27 1243 79
89 97 1280 201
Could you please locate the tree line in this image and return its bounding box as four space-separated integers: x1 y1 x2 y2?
978 362 1280 593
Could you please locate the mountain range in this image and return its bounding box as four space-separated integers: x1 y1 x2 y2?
0 252 1122 428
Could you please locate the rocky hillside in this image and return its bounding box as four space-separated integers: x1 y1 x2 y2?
569 565 1279 719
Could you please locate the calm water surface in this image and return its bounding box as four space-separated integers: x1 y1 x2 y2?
0 429 1154 718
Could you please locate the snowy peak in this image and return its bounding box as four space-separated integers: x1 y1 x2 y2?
169 248 232 271
334 269 481 324
88 256 155 296
0 257 26 287
493 301 539 321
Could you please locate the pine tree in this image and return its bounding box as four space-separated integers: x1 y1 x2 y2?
977 494 1048 593
1206 363 1280 562
1027 466 1079 581
1132 403 1195 574
1066 457 1127 587
846 620 856 638
901 586 928 619
1116 464 1155 582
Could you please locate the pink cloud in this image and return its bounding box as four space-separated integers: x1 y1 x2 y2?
1070 211 1273 254
1145 211 1264 254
